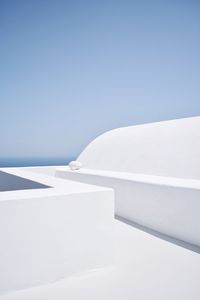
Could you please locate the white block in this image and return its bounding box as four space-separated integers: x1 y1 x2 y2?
0 170 114 294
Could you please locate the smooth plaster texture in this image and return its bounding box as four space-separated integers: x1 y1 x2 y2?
1 220 200 300
55 117 200 247
56 167 200 248
0 169 114 294
78 116 200 179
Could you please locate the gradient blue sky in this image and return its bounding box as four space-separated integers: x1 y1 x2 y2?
0 0 200 166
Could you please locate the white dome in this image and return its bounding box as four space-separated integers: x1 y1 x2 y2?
78 116 200 180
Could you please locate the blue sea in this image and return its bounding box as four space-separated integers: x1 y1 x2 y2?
0 157 75 168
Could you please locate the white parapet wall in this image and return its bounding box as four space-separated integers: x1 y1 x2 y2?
0 169 114 294
56 168 200 249
55 117 200 249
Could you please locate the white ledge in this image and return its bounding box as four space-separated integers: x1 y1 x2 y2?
56 167 200 190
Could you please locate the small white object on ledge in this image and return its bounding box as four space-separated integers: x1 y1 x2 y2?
68 161 82 171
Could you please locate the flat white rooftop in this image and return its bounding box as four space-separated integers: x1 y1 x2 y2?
1 219 200 300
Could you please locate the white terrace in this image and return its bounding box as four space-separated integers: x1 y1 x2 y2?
0 116 200 300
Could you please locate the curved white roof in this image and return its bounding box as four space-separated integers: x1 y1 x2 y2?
78 116 200 180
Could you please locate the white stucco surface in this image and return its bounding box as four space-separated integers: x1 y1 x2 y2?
56 167 200 248
54 117 200 248
1 117 199 298
1 220 200 300
0 168 114 294
78 116 200 179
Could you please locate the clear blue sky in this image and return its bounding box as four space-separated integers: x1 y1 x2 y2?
0 0 200 166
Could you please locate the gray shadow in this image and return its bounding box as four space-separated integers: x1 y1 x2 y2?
116 215 200 254
0 171 51 192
